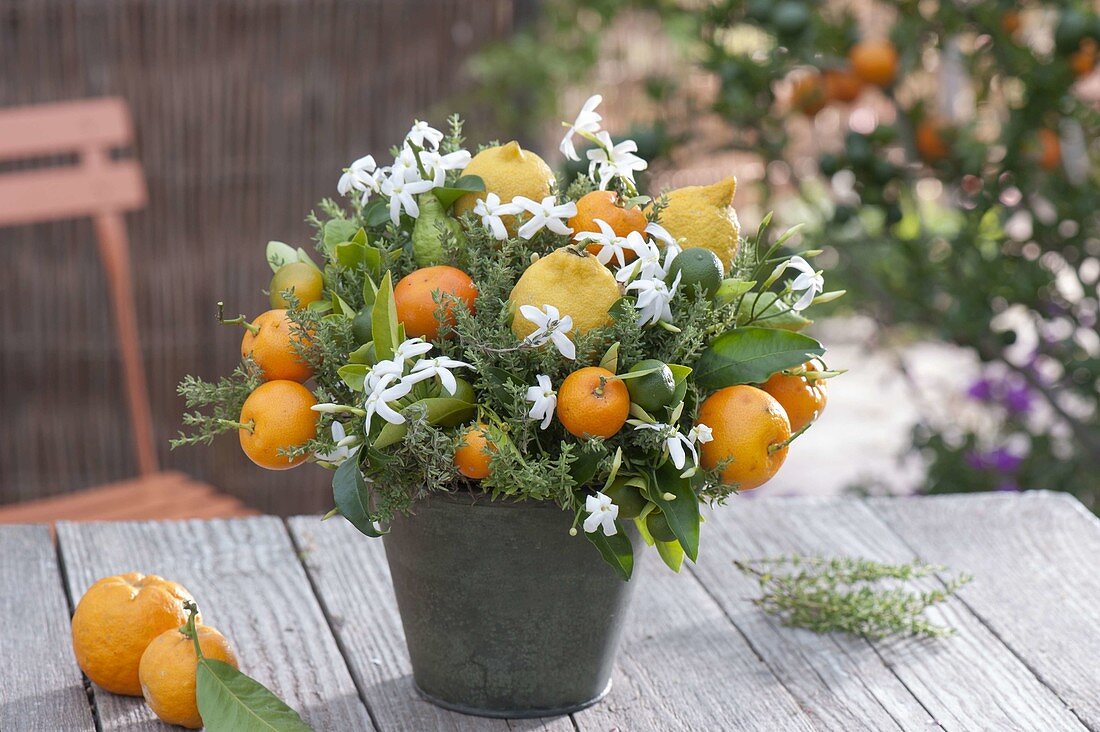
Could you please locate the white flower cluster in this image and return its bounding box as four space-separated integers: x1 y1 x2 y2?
313 337 471 435
560 95 647 191
337 121 471 226
632 421 713 472
472 192 578 242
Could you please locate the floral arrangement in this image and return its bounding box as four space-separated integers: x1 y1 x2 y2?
175 95 841 579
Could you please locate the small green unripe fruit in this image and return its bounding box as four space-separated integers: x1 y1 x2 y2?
351 305 374 345
625 359 676 414
646 511 677 542
269 262 324 309
604 479 647 520
667 248 724 301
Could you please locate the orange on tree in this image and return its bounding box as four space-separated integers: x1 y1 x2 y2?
915 118 951 164
236 379 319 470
394 265 478 341
1071 38 1098 77
790 70 827 116
454 422 495 479
697 384 792 491
568 190 647 258
71 573 197 696
761 361 828 432
849 39 899 88
1001 11 1021 36
235 308 314 382
1037 128 1062 171
557 366 630 439
139 623 238 729
823 67 863 103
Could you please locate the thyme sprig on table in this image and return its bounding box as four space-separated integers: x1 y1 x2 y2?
736 556 972 639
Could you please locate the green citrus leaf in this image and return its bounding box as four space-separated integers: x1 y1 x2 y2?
655 538 685 572
265 241 298 273
195 658 312 732
322 219 359 250
434 175 485 211
648 462 700 562
585 521 634 581
695 327 824 390
372 272 400 361
332 456 383 537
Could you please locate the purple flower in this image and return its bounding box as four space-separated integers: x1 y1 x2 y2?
966 447 1024 474
1001 381 1033 415
967 378 994 402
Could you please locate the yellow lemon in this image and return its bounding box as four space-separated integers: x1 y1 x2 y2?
651 177 741 268
509 248 621 341
454 141 555 234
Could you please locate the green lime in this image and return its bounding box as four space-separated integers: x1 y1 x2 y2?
646 511 677 542
625 359 675 413
604 478 647 520
269 262 324 309
351 305 374 345
667 248 724 300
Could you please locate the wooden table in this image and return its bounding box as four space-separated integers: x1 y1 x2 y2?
3 492 1099 731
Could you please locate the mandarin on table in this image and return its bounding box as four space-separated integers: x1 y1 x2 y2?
238 379 319 470
139 624 239 729
240 308 314 382
71 573 198 696
557 366 630 439
761 361 828 432
454 423 495 479
697 385 792 491
394 265 478 341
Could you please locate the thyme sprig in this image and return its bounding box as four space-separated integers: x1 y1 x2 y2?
736 556 972 639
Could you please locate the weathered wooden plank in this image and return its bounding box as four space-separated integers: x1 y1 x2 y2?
872 492 1100 729
0 525 95 731
573 558 817 730
689 503 934 731
57 517 373 731
693 497 1086 731
287 515 573 732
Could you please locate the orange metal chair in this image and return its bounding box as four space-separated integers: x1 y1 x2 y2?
0 98 254 523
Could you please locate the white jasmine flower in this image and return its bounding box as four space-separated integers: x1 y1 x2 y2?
338 155 379 203
583 491 619 536
405 355 472 395
644 221 676 247
381 167 434 225
406 120 444 151
615 233 682 284
786 256 825 311
519 304 576 360
363 379 413 432
392 337 434 363
420 149 472 187
314 421 360 465
587 131 648 190
473 193 521 240
574 218 632 267
634 421 709 471
511 196 578 240
688 423 714 446
524 374 557 429
627 271 680 326
365 358 405 393
560 94 603 162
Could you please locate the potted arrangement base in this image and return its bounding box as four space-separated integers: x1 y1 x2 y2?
175 95 837 718
383 493 642 717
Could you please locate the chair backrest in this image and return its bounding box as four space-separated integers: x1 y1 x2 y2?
0 98 146 225
0 99 158 476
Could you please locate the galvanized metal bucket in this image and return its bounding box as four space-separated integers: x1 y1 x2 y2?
382 492 641 718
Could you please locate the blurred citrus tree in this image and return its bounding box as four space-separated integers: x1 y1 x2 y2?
466 0 1100 507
